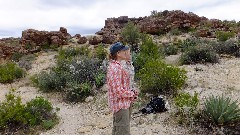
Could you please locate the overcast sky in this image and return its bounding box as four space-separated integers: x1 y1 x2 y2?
0 0 239 38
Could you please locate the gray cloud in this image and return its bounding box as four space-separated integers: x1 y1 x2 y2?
0 0 239 38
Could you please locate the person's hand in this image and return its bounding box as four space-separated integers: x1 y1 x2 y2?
133 90 138 100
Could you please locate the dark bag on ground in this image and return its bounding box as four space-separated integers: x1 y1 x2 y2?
139 96 168 114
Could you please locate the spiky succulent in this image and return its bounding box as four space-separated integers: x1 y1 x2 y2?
204 95 240 125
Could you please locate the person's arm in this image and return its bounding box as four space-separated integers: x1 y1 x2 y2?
110 67 135 98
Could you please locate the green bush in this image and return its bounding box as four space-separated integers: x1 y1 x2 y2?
213 39 240 57
0 90 28 129
25 97 55 125
94 44 107 61
58 46 91 60
66 82 92 102
203 95 240 126
95 72 106 88
164 43 179 55
180 37 217 52
180 37 198 52
121 21 141 52
216 31 235 41
0 90 58 133
137 59 187 95
174 92 199 118
180 45 219 64
134 35 164 72
0 62 25 83
36 55 105 102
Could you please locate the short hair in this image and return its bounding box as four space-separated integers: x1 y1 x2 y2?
108 53 117 60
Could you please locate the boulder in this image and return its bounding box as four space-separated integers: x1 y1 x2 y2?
77 36 88 44
89 36 102 45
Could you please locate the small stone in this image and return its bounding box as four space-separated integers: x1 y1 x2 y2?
85 96 94 102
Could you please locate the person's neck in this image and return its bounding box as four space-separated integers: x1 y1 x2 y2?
116 58 125 62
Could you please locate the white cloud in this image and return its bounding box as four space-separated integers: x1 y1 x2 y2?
0 0 239 38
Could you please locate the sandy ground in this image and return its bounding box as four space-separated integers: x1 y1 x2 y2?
1 51 240 135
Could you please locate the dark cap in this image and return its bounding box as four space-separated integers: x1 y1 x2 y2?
110 42 129 55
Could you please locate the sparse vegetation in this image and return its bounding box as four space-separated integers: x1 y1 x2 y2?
213 39 240 57
94 44 107 61
34 47 106 102
174 92 199 124
180 45 219 64
0 62 25 83
0 89 58 134
216 31 235 42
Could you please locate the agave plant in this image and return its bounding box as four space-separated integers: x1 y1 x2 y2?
204 95 240 125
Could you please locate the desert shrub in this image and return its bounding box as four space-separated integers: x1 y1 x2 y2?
18 54 37 70
36 71 67 92
203 95 240 126
94 72 106 88
94 44 107 61
34 68 71 92
0 90 28 130
216 31 235 41
41 43 58 51
134 35 164 72
36 46 106 102
58 46 91 60
36 55 105 102
137 59 187 95
180 45 219 64
174 92 199 124
180 37 217 52
164 43 179 55
169 28 182 35
66 82 92 102
68 57 103 85
212 39 240 57
0 90 58 133
11 52 24 62
180 37 198 52
150 10 163 18
172 38 183 47
121 21 141 52
0 62 25 83
25 97 57 126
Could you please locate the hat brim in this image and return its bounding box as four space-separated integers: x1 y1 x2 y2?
121 46 129 51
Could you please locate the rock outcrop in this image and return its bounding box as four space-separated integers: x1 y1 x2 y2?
96 10 237 43
77 36 88 44
21 27 71 51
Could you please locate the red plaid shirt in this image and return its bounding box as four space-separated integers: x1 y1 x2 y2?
107 60 137 113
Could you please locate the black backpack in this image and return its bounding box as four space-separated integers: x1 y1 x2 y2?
140 96 168 114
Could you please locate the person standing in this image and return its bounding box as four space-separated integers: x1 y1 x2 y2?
107 42 138 135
